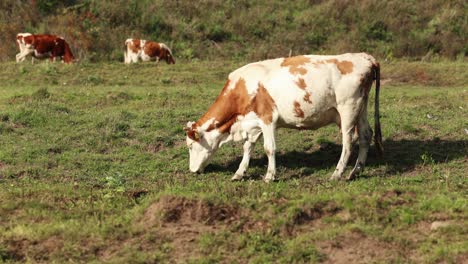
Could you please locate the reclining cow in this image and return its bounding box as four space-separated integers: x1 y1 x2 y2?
16 33 75 63
185 53 383 182
124 38 175 64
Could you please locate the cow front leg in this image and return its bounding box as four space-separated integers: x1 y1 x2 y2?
262 124 276 183
16 51 29 63
330 104 360 180
231 140 255 181
232 130 262 181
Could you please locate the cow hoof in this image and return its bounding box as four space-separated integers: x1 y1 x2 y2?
231 174 244 181
329 175 341 181
347 169 360 181
263 176 275 183
347 164 362 181
346 173 357 181
329 172 342 181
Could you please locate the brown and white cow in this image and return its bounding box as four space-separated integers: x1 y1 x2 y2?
124 38 175 64
16 33 75 63
185 53 383 182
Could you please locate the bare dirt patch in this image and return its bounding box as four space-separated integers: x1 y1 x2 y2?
2 235 64 262
292 201 341 225
318 231 405 264
283 201 342 235
145 142 167 153
137 196 241 262
141 195 240 227
145 140 185 153
378 189 417 206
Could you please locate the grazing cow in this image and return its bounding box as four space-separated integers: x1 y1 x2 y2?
124 38 175 64
16 33 75 63
185 53 383 182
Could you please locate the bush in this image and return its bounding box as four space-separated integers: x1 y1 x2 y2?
0 0 465 61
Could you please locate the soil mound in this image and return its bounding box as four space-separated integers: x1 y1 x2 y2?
141 195 240 228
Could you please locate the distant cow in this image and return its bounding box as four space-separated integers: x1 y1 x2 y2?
185 53 383 182
16 33 75 63
124 38 175 64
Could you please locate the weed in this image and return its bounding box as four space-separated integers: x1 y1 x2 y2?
32 88 50 100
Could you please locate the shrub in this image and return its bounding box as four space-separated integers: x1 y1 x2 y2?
0 0 465 61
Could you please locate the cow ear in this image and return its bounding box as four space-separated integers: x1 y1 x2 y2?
185 121 195 129
193 130 200 141
187 130 201 142
185 122 201 142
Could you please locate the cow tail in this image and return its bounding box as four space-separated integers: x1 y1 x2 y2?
373 63 384 157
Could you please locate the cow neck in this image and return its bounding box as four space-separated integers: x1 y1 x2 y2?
196 78 250 134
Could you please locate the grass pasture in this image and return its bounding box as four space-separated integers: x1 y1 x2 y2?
0 60 467 263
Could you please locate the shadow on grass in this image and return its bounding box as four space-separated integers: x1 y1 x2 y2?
206 139 467 179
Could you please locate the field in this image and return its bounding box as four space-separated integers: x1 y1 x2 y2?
0 59 467 263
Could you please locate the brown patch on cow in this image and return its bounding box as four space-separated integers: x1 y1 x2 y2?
323 59 354 74
195 79 250 133
359 71 374 98
281 55 311 75
293 101 304 118
336 60 354 74
303 92 312 104
295 77 312 104
128 39 141 53
251 83 276 124
295 77 307 90
22 35 34 45
143 41 161 58
195 79 276 133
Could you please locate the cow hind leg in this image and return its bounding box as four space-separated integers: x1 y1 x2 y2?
261 124 276 183
330 104 362 180
347 109 373 180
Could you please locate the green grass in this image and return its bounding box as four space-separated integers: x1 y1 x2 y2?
0 60 467 263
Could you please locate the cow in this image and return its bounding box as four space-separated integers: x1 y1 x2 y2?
184 53 383 182
124 38 175 64
16 33 75 63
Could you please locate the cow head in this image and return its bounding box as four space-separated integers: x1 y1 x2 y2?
165 53 175 64
160 44 175 64
184 121 227 173
163 49 175 64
